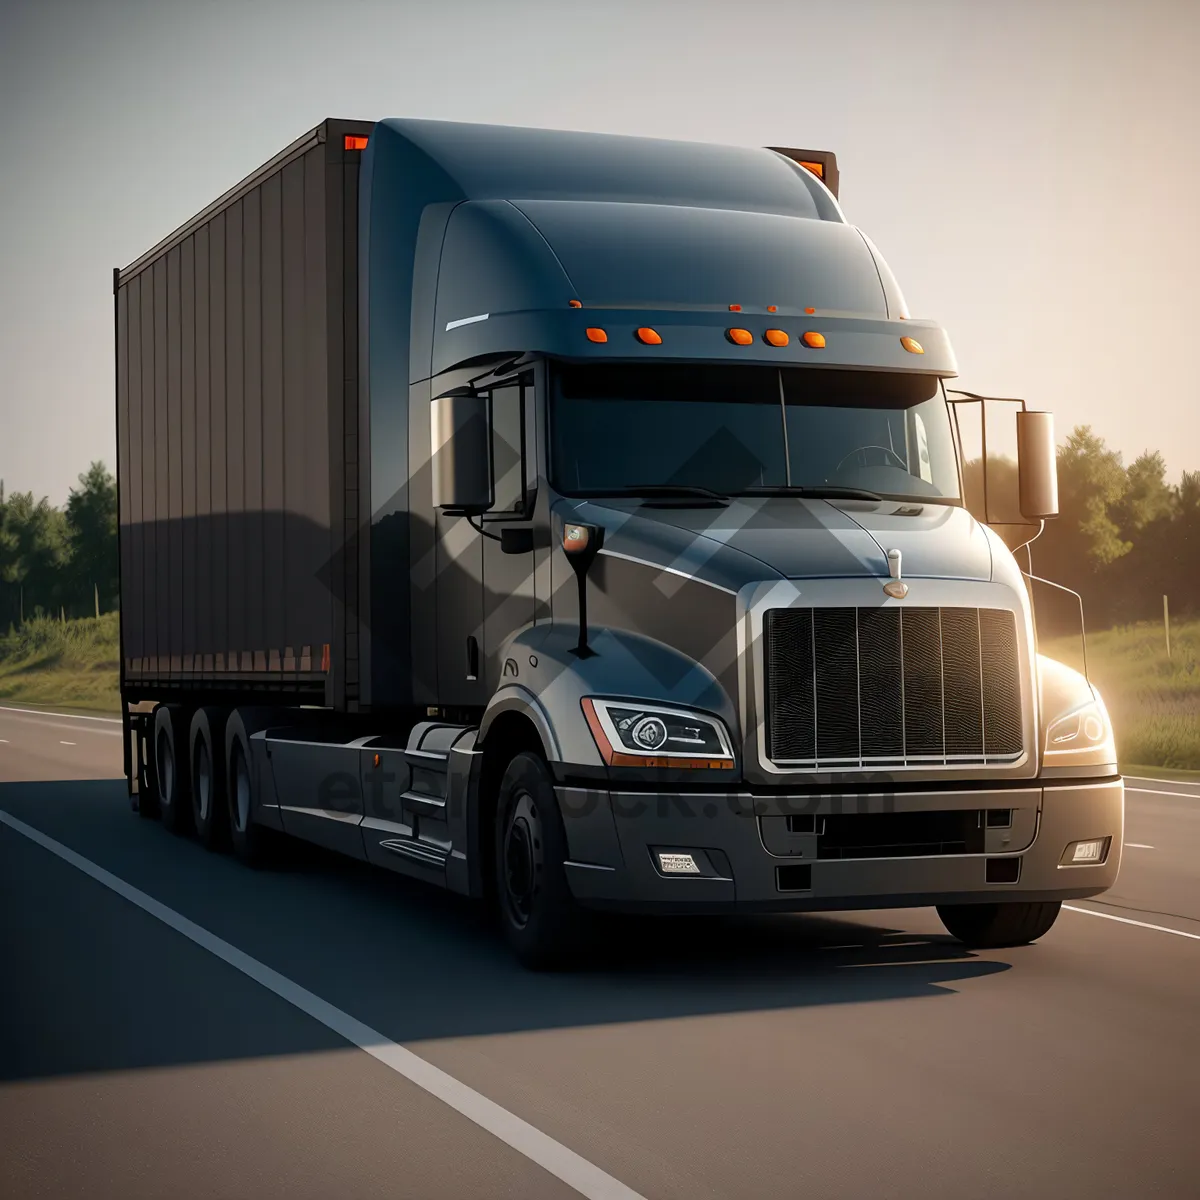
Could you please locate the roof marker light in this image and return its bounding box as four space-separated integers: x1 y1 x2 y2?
901 336 925 354
804 306 816 314
344 135 369 151
764 329 789 347
586 327 608 343
569 299 582 308
636 327 662 345
727 328 754 345
729 304 742 312
802 331 826 349
767 305 777 313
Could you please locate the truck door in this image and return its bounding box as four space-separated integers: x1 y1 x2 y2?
481 379 537 687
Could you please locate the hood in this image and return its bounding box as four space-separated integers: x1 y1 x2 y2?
561 496 993 585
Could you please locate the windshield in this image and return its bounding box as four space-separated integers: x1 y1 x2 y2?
550 364 961 502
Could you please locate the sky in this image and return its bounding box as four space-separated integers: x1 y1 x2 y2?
2 0 1198 505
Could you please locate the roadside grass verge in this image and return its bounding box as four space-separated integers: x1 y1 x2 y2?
0 612 121 713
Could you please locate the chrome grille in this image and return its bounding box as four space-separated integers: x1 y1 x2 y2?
763 606 1023 766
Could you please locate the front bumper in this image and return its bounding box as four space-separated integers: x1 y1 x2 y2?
558 777 1124 914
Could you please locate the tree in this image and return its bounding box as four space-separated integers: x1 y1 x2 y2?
65 461 118 613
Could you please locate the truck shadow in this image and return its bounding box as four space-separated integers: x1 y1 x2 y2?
1 779 1012 1084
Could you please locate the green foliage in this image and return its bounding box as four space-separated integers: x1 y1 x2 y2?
0 611 121 712
0 462 117 627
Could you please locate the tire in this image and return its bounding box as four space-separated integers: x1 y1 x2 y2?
189 707 229 852
153 705 192 836
937 900 1062 948
136 723 160 820
493 751 583 969
225 710 271 866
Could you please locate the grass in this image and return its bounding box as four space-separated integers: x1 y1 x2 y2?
1043 618 1200 772
0 611 122 713
2 611 1197 771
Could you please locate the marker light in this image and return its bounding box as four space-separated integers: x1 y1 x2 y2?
635 327 662 345
901 336 925 354
563 523 593 553
729 304 742 312
586 328 608 343
798 160 825 180
344 135 369 151
804 306 816 314
727 328 753 345
764 329 789 347
569 299 582 308
767 305 778 313
802 331 826 348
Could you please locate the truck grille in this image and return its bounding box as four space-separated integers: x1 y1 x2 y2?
763 606 1023 766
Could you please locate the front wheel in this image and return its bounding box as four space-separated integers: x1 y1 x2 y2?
937 900 1062 948
494 752 583 969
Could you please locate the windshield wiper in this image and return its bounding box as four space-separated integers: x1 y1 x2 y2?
603 484 731 507
739 485 884 502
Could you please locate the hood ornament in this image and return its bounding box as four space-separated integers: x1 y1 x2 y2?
883 549 909 598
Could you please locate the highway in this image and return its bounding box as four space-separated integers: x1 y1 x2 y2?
1 704 1198 1199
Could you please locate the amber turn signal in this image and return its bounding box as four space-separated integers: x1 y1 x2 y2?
801 331 826 349
569 299 582 308
586 328 608 343
635 327 662 345
726 328 754 345
900 336 925 354
764 329 789 347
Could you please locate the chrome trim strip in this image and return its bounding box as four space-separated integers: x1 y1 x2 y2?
445 312 490 331
564 861 618 872
597 548 738 595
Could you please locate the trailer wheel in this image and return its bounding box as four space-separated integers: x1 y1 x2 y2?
152 705 192 836
189 708 229 852
936 900 1062 948
225 711 270 866
494 752 582 969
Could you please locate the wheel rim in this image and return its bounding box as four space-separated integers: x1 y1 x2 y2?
502 791 543 928
195 741 211 822
234 748 251 833
156 730 174 802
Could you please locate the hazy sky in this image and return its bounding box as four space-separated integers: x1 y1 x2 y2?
2 0 1198 505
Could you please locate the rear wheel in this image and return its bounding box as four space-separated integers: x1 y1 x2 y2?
190 707 229 851
226 712 270 865
494 752 583 969
937 900 1062 948
153 705 191 836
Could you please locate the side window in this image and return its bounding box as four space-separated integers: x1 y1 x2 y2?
490 385 525 514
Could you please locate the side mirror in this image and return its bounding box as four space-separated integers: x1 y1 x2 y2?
1016 410 1059 519
431 392 492 515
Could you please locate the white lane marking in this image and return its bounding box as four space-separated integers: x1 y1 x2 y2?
0 705 121 724
445 312 490 331
1064 905 1200 941
1124 843 1155 849
0 809 647 1200
1127 786 1200 799
59 741 76 746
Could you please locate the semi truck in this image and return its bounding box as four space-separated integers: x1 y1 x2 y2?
114 117 1123 967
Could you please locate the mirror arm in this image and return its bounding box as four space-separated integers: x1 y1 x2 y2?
466 514 502 542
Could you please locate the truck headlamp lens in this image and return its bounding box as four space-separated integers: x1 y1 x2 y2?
1045 700 1108 750
582 698 736 768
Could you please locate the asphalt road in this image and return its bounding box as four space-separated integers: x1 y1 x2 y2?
2 704 1198 1199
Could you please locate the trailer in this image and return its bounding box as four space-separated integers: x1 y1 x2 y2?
115 117 1123 966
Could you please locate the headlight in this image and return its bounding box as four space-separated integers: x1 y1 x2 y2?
1045 700 1109 751
582 698 736 768
1039 655 1116 767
